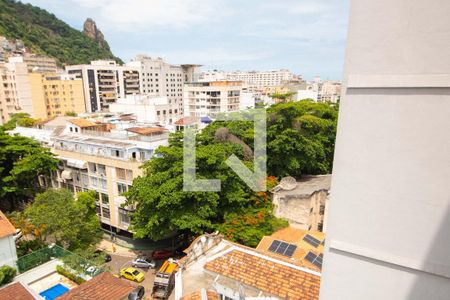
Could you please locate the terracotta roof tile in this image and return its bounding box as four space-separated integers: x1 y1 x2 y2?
204 248 321 300
0 282 36 300
68 119 98 128
126 127 166 135
174 116 199 126
0 210 17 238
56 272 135 300
181 289 219 300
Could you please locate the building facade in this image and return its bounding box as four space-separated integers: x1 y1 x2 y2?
199 69 295 87
0 60 32 124
183 81 242 118
28 73 85 119
66 60 140 113
9 54 58 73
127 55 199 123
319 1 450 299
0 211 18 268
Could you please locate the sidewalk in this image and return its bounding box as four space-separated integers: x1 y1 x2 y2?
97 239 137 257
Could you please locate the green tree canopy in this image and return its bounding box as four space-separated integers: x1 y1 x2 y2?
0 131 58 211
25 189 101 250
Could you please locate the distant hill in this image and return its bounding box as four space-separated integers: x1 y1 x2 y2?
0 0 123 66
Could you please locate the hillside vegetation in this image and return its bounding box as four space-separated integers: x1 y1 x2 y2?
0 0 122 65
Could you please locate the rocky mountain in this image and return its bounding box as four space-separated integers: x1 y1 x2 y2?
83 18 110 51
0 0 122 66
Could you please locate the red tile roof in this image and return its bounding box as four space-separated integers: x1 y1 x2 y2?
204 248 321 299
68 119 98 128
56 272 135 300
174 116 199 126
181 289 219 300
0 282 36 300
126 127 166 135
0 210 17 238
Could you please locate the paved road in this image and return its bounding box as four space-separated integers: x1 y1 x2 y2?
105 253 174 300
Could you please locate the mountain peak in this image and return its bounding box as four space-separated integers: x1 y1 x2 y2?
83 18 109 50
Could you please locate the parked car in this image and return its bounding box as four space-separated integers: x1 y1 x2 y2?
94 249 112 262
128 286 145 300
151 249 174 260
132 258 156 269
120 267 145 282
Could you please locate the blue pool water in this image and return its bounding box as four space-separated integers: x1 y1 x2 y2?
39 283 69 300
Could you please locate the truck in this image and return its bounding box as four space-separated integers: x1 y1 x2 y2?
151 259 179 299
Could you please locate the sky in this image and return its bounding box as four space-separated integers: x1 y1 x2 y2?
23 0 349 80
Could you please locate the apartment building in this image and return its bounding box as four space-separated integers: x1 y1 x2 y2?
183 81 242 118
9 54 58 73
66 60 140 113
199 69 295 87
9 118 169 236
127 55 200 123
109 94 171 125
0 59 32 124
28 73 85 119
319 1 450 299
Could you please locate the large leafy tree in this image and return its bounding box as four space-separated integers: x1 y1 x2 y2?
0 130 58 211
25 189 102 250
267 100 338 177
127 101 338 243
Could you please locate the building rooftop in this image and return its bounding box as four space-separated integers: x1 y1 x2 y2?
0 210 17 238
174 116 199 126
272 175 332 197
0 282 37 300
68 119 99 128
56 272 135 300
204 247 321 299
257 227 325 271
125 127 166 135
181 289 219 300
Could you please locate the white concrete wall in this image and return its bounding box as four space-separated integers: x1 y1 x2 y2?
320 1 450 299
0 236 18 268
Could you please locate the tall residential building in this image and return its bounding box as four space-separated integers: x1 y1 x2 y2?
320 1 450 299
66 60 140 113
199 69 295 87
9 54 58 73
127 55 200 123
28 73 86 119
183 81 242 118
0 60 32 124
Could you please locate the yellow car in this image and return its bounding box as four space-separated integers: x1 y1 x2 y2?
120 267 145 282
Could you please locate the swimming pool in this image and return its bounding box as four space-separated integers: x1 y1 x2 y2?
39 283 69 300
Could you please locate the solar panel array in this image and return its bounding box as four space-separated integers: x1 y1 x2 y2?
268 240 297 257
304 251 323 269
303 234 321 247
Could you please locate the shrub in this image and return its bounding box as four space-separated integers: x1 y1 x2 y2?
16 239 47 257
0 265 17 286
56 265 86 285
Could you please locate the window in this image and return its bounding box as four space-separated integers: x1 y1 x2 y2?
99 178 107 190
88 162 97 173
117 183 127 194
102 207 110 219
101 193 109 205
116 168 126 180
97 164 106 175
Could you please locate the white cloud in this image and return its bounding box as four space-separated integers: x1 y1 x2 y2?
69 0 227 32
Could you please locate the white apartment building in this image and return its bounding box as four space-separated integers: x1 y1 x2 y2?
109 94 171 125
66 60 140 113
0 59 32 124
183 81 242 118
9 54 58 73
296 89 319 102
199 69 295 87
320 1 450 299
9 118 169 236
127 55 199 123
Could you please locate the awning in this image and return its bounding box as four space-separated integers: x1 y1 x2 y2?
66 159 88 169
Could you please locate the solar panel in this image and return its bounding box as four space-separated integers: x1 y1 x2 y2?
304 251 323 269
268 240 281 252
303 234 321 247
268 240 297 257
